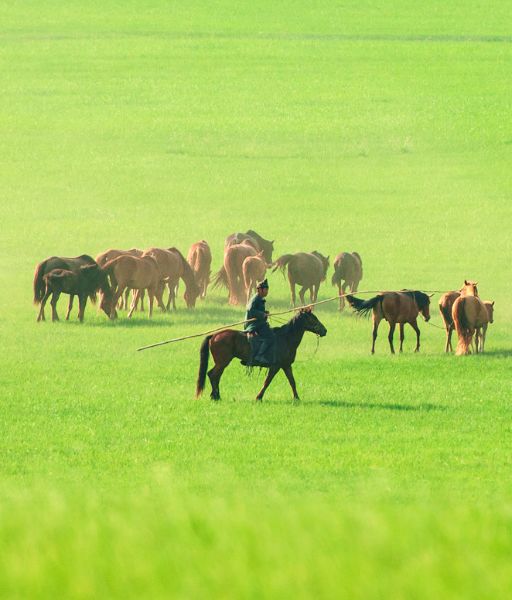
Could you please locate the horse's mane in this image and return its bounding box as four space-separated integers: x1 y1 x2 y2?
272 312 304 336
407 290 430 309
169 247 199 289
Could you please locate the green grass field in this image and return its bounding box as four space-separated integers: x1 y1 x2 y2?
1 1 511 597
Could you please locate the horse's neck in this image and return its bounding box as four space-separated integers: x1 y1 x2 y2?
280 320 306 349
179 259 196 288
461 285 477 297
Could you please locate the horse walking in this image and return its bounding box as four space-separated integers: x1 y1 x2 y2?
37 265 114 322
347 291 433 354
452 281 489 355
242 252 267 303
187 240 212 299
196 308 327 401
331 251 363 311
273 251 329 306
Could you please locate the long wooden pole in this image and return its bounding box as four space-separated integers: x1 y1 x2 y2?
136 288 449 351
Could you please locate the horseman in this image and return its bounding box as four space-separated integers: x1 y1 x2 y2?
244 278 275 366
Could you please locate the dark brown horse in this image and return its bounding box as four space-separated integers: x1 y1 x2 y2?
196 308 327 401
273 251 329 306
37 265 114 322
331 252 363 310
187 240 212 299
347 291 433 354
33 255 99 321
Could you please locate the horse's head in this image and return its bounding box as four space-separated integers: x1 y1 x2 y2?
414 291 433 322
484 300 495 323
299 307 327 337
460 280 479 297
184 282 201 308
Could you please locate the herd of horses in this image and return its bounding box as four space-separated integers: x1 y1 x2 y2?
33 229 495 400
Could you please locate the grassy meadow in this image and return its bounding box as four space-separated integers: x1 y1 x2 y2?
1 1 511 597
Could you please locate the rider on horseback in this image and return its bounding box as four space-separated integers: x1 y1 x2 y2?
244 278 275 366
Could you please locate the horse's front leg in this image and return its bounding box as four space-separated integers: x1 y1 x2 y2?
78 294 87 323
399 323 405 352
283 365 299 401
66 295 74 320
256 366 280 401
289 278 296 307
50 291 61 322
37 289 52 322
127 289 139 318
388 322 396 354
339 283 347 311
474 328 480 354
411 319 421 352
299 286 307 306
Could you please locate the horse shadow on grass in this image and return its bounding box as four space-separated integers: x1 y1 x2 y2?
313 400 445 411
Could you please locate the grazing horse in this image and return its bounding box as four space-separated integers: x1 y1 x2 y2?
242 252 267 303
452 281 489 355
102 255 165 318
38 265 114 322
33 254 98 321
347 291 433 354
96 248 144 310
331 251 363 311
187 240 212 299
273 251 330 306
196 308 327 401
167 247 201 309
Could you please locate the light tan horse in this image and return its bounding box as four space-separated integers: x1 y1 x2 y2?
221 242 258 305
439 290 461 352
452 281 489 355
187 240 212 299
347 291 433 354
477 301 494 353
96 248 144 310
331 251 363 311
242 252 267 303
272 251 329 306
102 255 165 318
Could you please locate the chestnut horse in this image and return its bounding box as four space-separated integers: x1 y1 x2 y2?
167 247 201 309
33 254 98 321
438 291 461 353
331 251 363 311
242 252 267 303
347 291 433 354
96 248 144 310
37 265 114 322
452 281 489 355
273 251 329 306
216 242 258 305
187 240 212 299
477 301 495 353
102 255 165 318
196 308 327 401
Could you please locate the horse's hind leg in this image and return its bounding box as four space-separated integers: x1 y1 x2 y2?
399 323 405 353
38 289 52 322
50 291 61 322
207 365 226 400
66 295 74 320
127 289 139 318
256 366 280 401
371 314 381 354
282 365 299 401
388 322 396 354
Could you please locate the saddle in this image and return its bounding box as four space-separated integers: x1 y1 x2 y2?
241 332 276 367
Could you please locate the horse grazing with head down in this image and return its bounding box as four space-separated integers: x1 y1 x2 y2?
37 264 114 322
451 280 489 355
331 251 363 311
196 308 327 401
347 290 433 354
273 251 329 306
96 248 144 310
187 240 212 299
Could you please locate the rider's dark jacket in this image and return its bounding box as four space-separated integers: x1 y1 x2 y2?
244 294 270 335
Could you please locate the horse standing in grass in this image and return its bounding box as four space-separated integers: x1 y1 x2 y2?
215 242 258 305
187 240 212 299
96 248 144 310
439 291 461 353
273 251 329 306
452 281 489 355
37 265 114 322
331 251 363 311
166 247 201 309
242 252 267 303
33 254 98 321
102 255 165 318
347 291 433 354
196 308 327 401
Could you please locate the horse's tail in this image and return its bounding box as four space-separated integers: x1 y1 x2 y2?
346 294 383 318
33 260 48 304
196 335 213 398
212 266 228 290
453 298 471 355
271 254 294 277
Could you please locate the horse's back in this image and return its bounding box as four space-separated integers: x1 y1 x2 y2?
288 252 324 284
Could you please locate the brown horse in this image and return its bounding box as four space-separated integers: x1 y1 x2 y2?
167 248 201 309
438 291 461 353
196 308 327 401
273 251 330 306
187 240 212 299
452 281 489 355
242 252 267 303
33 254 98 321
38 265 114 322
225 230 274 263
347 291 433 354
102 255 165 318
95 248 144 310
477 301 494 352
219 242 258 305
331 251 363 311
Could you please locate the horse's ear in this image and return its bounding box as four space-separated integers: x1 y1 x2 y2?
491 301 495 306
464 280 469 285
428 293 435 297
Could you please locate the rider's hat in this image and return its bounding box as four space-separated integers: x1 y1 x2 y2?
256 278 269 289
